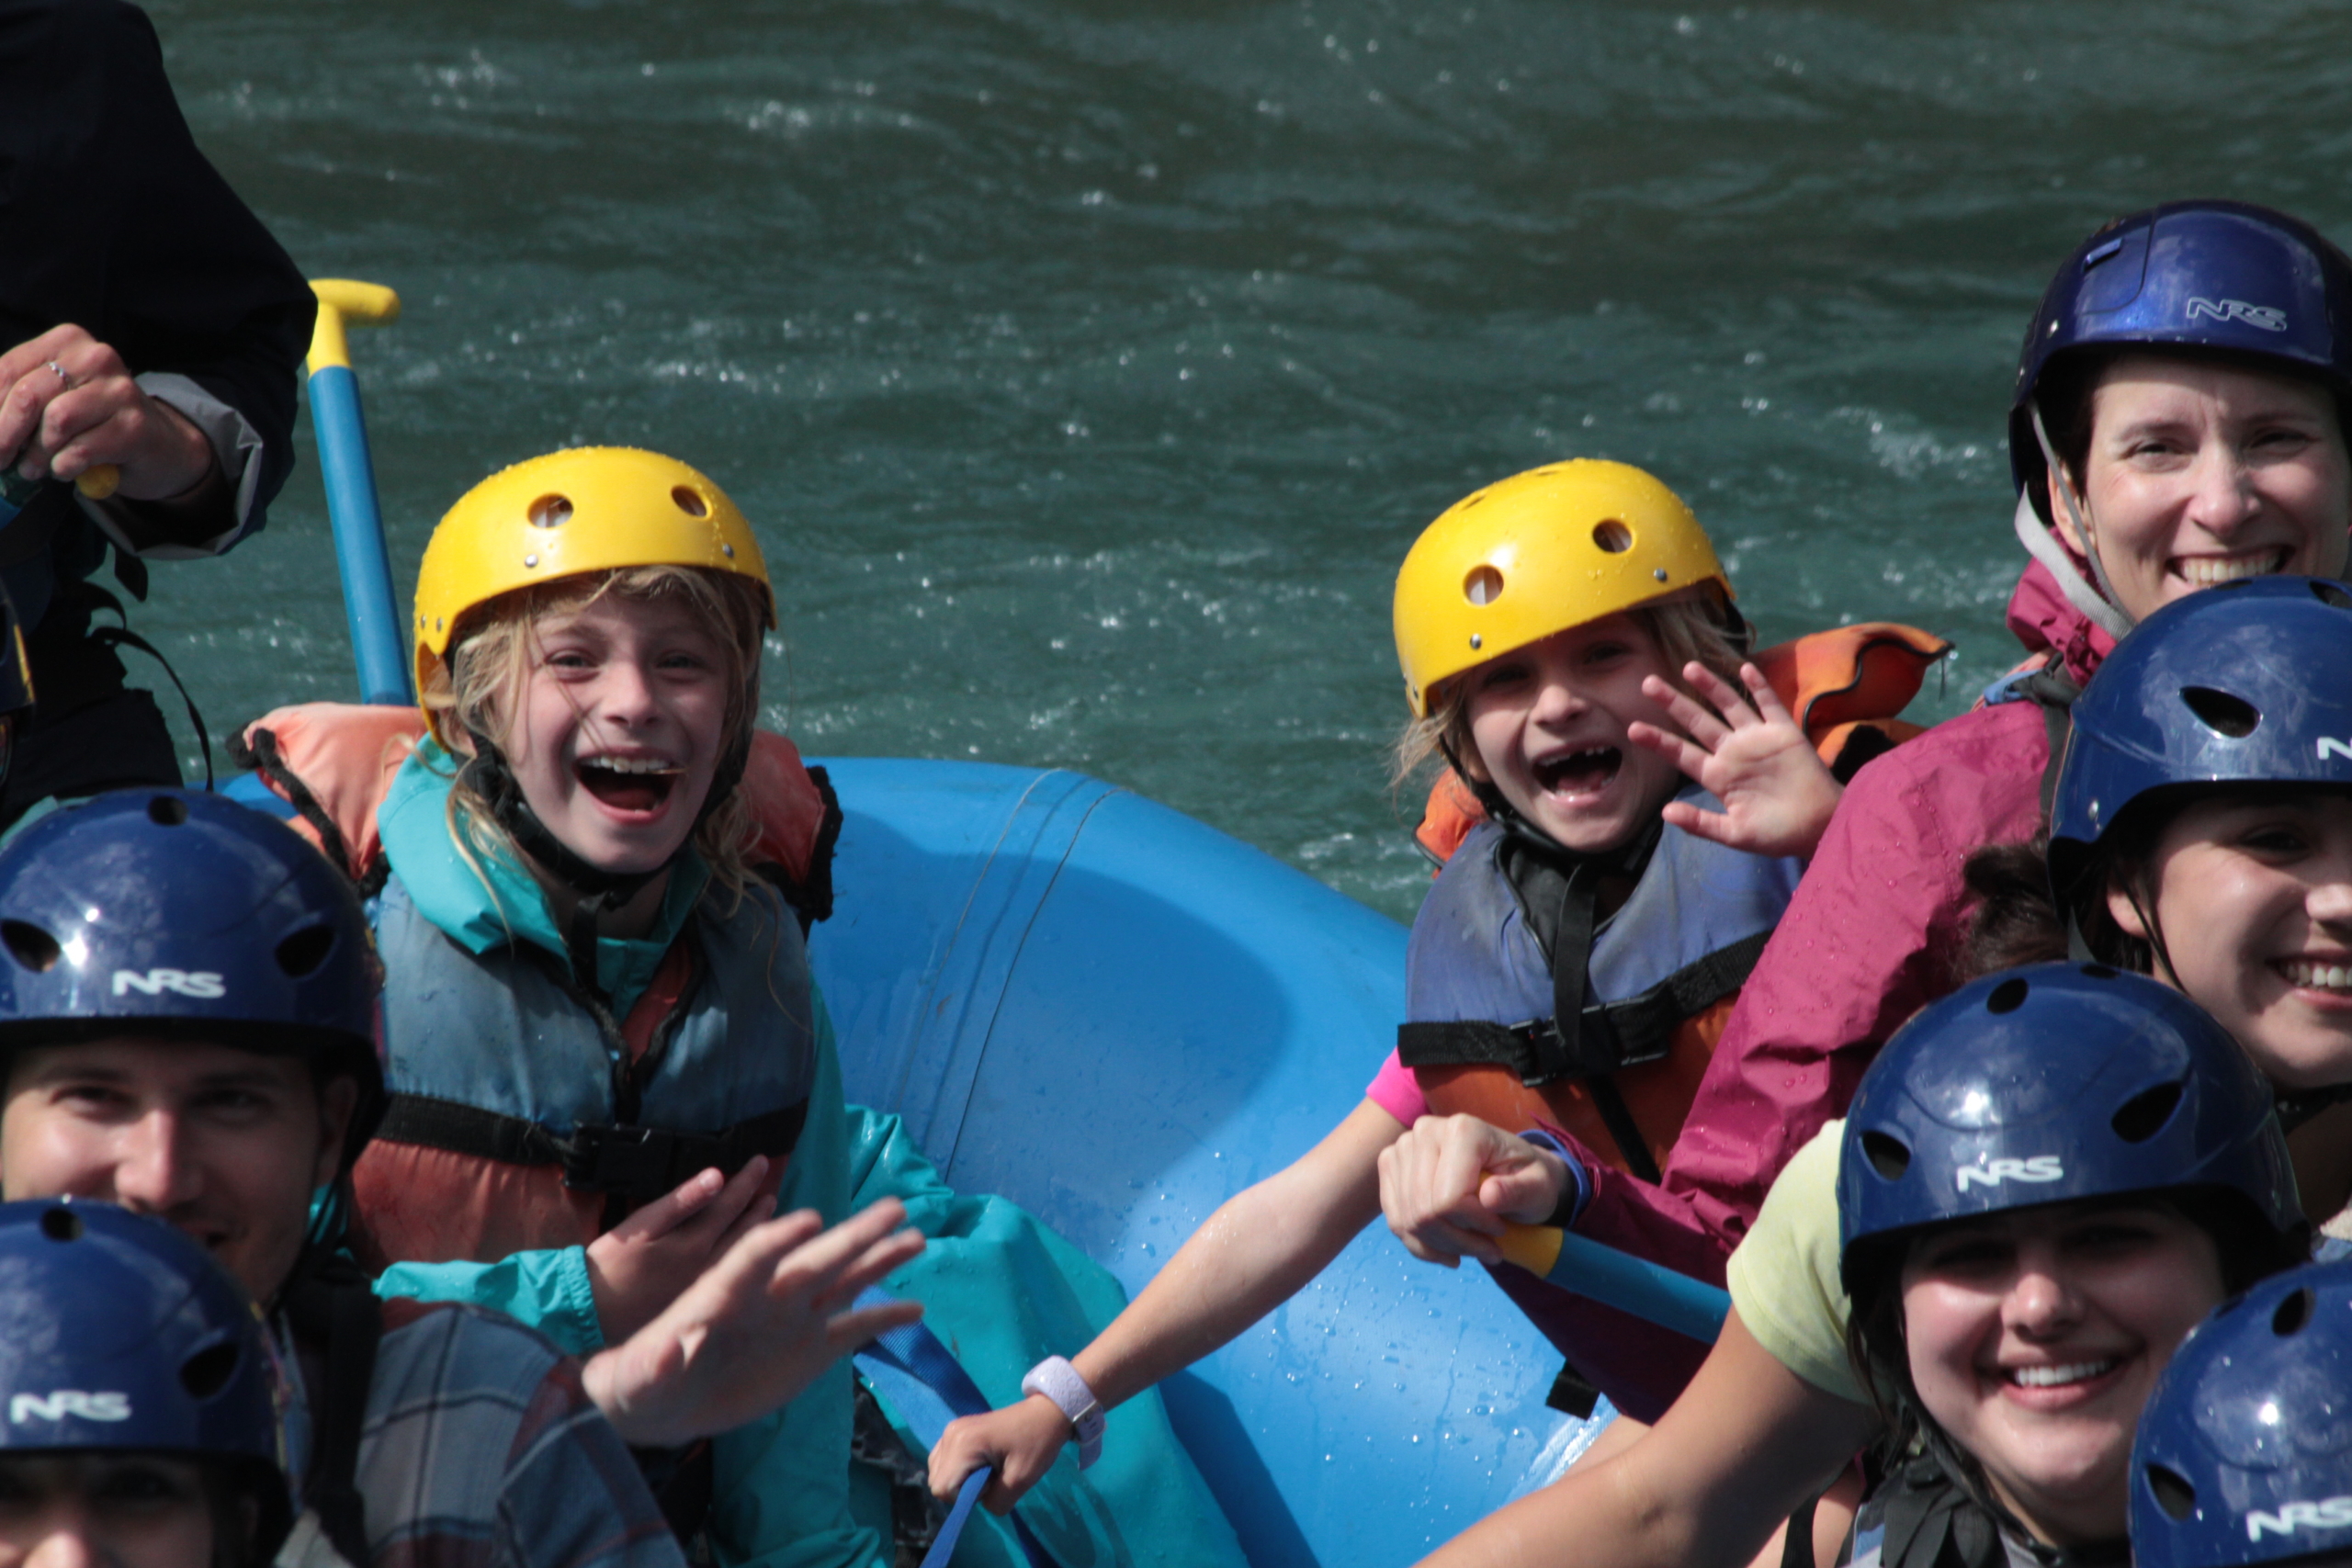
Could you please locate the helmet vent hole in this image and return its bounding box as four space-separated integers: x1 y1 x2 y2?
2312 581 2352 611
1592 519 1634 554
672 486 709 519
146 795 187 827
2180 687 2260 739
2110 1081 2184 1145
38 1207 80 1243
1 920 60 974
178 1341 239 1401
527 494 573 529
1985 976 2030 1015
2272 1285 2316 1337
2144 1464 2197 1523
1463 566 1504 606
1861 1131 1911 1181
275 925 336 979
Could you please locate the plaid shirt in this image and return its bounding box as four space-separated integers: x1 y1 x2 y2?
278 1297 682 1568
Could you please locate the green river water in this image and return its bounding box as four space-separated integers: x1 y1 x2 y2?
141 0 2352 922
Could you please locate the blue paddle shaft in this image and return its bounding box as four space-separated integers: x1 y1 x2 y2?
1545 1228 1732 1343
308 364 412 706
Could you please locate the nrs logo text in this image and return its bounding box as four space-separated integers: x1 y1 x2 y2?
1955 1156 2064 1192
110 968 226 999
2185 297 2289 332
9 1391 130 1424
2248 1497 2352 1542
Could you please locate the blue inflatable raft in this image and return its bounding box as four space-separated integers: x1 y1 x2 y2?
254 280 1721 1568
807 758 1577 1564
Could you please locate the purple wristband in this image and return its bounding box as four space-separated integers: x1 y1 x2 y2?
1518 1128 1592 1229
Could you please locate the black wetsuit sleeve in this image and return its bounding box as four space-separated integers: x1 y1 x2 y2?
0 0 313 542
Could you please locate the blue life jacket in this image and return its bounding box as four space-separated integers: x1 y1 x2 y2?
1397 785 1802 1183
370 871 818 1209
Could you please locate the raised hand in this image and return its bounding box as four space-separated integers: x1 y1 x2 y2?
581 1198 925 1448
585 1155 784 1343
1628 660 1843 861
1376 1113 1569 1268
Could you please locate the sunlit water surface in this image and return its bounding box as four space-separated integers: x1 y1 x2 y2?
141 0 2352 921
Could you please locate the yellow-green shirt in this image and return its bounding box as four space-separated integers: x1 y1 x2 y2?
1724 1119 1862 1404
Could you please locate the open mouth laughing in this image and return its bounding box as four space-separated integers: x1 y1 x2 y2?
1532 746 1623 798
575 753 686 813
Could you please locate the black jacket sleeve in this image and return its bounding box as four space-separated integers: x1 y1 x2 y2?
0 0 314 547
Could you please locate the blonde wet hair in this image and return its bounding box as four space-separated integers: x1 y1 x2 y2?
421 563 772 902
1387 590 1750 794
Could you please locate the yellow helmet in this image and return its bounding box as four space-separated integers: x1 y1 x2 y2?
1392 459 1730 716
413 446 772 700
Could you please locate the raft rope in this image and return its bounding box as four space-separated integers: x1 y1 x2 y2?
853 1291 1061 1568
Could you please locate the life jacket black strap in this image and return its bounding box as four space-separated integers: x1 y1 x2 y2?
2011 655 2082 824
376 1093 808 1206
1872 1453 2006 1568
1396 931 1770 1083
281 1252 381 1568
235 724 363 882
1781 1489 1823 1568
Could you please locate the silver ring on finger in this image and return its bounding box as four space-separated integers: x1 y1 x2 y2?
42 361 69 389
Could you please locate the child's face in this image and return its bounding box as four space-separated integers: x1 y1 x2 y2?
0 1454 217 1568
1899 1201 2223 1547
1457 613 1685 855
508 592 734 875
2112 793 2352 1091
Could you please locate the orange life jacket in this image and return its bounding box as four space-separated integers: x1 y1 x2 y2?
234 702 840 923
1404 622 1950 1176
234 703 839 1266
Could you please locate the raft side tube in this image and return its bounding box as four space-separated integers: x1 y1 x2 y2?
810 758 1570 1568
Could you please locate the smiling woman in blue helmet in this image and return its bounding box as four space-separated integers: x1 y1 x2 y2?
1833 966 2307 1568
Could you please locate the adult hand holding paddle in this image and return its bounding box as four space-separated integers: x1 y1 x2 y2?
0 322 196 501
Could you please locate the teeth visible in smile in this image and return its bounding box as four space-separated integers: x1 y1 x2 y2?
2175 551 2288 586
1533 747 1614 781
2282 959 2352 990
582 756 683 775
2008 1360 2116 1388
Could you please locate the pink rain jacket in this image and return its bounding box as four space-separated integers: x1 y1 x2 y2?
1547 559 2116 1287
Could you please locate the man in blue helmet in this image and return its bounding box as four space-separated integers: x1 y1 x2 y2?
0 1198 296 1568
0 789 925 1568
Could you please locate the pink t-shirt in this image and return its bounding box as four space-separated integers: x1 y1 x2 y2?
1365 1047 1427 1125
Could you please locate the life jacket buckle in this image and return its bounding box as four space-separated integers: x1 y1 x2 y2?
561 1122 704 1199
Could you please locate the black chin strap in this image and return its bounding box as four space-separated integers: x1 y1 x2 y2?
458 739 652 1003
458 720 755 1003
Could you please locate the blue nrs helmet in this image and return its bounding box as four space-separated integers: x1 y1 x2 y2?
0 1198 293 1560
1838 964 2301 1292
2046 576 2352 908
2133 1259 2352 1568
2010 200 2352 524
0 790 382 1134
